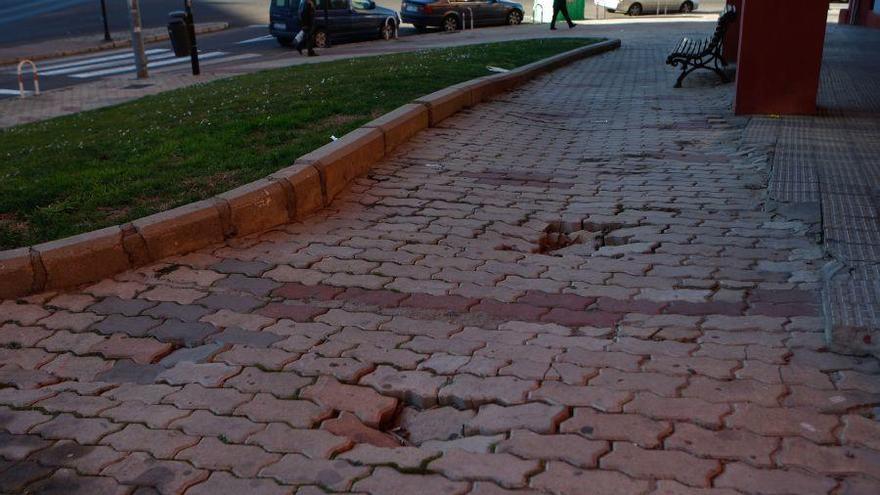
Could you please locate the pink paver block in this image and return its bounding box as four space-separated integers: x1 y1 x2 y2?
300 376 398 427
429 449 541 488
531 462 651 495
353 466 470 495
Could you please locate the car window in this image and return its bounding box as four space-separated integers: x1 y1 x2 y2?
329 0 349 9
352 0 371 8
274 0 287 6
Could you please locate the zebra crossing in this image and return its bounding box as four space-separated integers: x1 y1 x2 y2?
1 47 261 99
8 47 254 80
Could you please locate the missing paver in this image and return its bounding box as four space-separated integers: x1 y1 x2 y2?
155 264 182 277
498 219 646 256
534 221 593 254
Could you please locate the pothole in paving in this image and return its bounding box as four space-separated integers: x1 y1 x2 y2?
533 221 596 254
497 219 644 256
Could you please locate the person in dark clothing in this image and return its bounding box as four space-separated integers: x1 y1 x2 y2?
297 0 318 56
550 0 576 30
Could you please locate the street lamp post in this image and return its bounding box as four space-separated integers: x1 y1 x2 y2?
100 0 112 41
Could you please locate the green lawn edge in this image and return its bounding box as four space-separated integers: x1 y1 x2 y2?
0 38 600 249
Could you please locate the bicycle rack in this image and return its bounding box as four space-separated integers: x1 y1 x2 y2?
17 60 40 98
385 17 398 39
532 4 543 23
461 8 474 30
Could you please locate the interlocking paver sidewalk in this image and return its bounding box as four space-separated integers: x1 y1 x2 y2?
2 20 880 495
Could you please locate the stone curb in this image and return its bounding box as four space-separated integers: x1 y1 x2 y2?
0 22 230 67
0 38 620 299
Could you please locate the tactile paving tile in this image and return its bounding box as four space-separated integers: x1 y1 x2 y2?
749 25 880 350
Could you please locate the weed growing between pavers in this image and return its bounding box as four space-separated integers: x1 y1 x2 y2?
0 38 599 249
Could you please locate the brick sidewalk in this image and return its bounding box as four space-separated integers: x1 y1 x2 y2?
2 23 880 495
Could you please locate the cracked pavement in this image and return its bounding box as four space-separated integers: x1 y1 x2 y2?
2 20 880 495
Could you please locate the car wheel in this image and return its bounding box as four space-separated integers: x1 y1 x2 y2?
506 10 523 25
313 29 329 48
679 1 694 13
380 21 395 40
442 15 459 32
276 36 294 47
627 2 643 15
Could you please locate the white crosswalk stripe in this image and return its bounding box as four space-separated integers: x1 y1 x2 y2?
13 49 252 79
36 49 169 73
237 34 274 45
41 50 179 76
71 52 229 78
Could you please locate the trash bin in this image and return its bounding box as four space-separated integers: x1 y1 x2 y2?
567 0 585 20
167 11 191 57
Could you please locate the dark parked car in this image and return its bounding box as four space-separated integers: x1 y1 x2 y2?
401 0 525 32
270 0 400 48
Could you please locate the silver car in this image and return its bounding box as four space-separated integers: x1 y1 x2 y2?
596 0 699 16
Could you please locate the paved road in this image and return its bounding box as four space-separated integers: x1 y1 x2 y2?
0 22 426 99
2 19 879 495
0 0 728 46
0 0 267 45
0 0 725 101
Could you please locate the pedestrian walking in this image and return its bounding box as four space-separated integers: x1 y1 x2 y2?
297 0 318 56
550 0 577 30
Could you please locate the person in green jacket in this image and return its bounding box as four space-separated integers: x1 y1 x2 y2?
550 0 577 30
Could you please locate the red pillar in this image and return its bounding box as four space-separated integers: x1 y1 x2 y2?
852 0 880 27
723 0 743 63
734 0 828 115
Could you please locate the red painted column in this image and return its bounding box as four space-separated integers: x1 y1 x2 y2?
844 1 880 28
734 0 828 115
723 0 743 63
857 0 880 28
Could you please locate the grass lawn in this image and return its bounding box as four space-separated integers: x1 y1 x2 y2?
0 38 599 249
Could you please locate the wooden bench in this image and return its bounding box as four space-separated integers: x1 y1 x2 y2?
666 6 737 88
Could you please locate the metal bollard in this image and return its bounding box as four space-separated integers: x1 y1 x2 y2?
463 7 474 29
17 60 40 98
533 3 544 23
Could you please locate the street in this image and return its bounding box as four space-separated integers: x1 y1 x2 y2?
0 0 729 45
0 0 267 45
0 22 430 99
0 0 730 100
